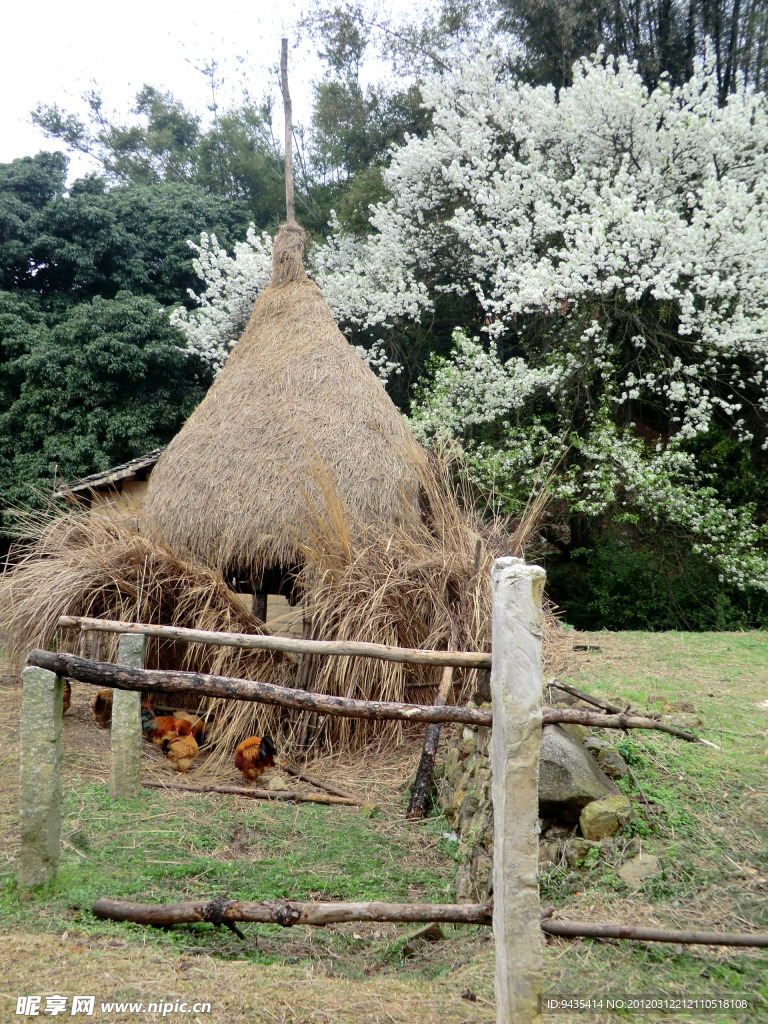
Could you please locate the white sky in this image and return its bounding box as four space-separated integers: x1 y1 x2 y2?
1 0 402 179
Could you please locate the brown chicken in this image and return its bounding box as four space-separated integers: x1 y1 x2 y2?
142 711 193 746
172 710 205 743
162 733 199 772
91 689 113 728
62 680 71 715
234 735 276 783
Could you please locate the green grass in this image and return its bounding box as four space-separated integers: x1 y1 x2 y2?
0 784 457 967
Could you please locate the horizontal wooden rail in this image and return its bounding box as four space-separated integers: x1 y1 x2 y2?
26 650 710 742
58 615 491 669
90 898 768 948
92 897 493 927
26 650 494 726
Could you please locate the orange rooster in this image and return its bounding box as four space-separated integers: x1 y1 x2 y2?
141 710 194 746
172 710 205 743
162 733 199 772
234 735 276 783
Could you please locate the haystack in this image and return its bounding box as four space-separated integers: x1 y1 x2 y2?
143 224 426 595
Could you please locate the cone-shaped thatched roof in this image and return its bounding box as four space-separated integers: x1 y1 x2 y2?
143 223 426 585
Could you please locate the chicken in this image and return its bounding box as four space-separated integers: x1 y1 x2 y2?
162 732 199 772
91 689 113 728
234 735 276 784
62 679 71 715
141 710 193 746
172 710 205 744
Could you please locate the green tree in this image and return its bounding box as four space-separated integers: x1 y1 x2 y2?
0 292 211 516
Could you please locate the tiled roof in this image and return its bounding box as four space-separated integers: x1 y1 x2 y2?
53 448 165 497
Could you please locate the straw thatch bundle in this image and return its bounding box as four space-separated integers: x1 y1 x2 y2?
143 224 427 591
0 507 290 690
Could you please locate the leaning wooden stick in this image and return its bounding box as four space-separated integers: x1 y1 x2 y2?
90 898 768 948
406 632 459 818
141 780 360 806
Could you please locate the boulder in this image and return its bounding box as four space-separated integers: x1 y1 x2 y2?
597 746 629 779
618 853 662 888
663 712 703 731
579 795 633 840
539 725 620 822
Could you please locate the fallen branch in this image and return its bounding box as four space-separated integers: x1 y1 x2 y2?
142 780 360 805
57 615 491 669
543 708 716 746
26 650 493 726
89 898 768 948
548 680 648 717
280 764 363 802
92 897 492 928
541 918 768 947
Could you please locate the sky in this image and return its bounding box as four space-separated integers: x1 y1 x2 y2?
0 0 373 179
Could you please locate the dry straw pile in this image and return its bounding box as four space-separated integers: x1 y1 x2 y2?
0 222 562 766
142 223 426 591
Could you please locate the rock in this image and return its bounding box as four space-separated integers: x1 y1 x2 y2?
539 725 621 822
579 795 632 840
561 723 590 743
663 712 703 731
564 838 596 867
597 746 629 779
538 841 558 866
663 701 696 714
266 775 286 791
543 824 571 840
584 736 611 753
618 853 662 889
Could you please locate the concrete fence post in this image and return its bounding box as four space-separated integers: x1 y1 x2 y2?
109 633 146 800
490 556 546 1024
18 666 64 886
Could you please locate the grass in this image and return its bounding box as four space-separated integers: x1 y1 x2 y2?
1 630 767 1022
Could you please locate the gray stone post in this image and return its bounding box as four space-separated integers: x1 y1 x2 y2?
109 633 146 800
18 666 64 887
490 557 545 1024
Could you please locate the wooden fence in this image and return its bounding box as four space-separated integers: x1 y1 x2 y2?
17 557 768 1023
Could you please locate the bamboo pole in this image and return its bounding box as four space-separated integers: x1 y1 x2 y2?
280 37 296 225
57 615 491 668
490 557 545 1024
142 780 361 805
280 764 363 802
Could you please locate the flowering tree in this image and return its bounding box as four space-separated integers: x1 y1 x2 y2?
336 42 768 592
172 220 404 383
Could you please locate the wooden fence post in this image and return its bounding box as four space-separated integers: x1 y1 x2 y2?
490 557 545 1024
109 633 146 800
18 666 64 886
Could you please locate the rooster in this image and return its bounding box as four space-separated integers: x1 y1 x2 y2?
162 732 199 772
172 710 205 744
91 689 113 728
234 735 276 784
141 709 193 746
